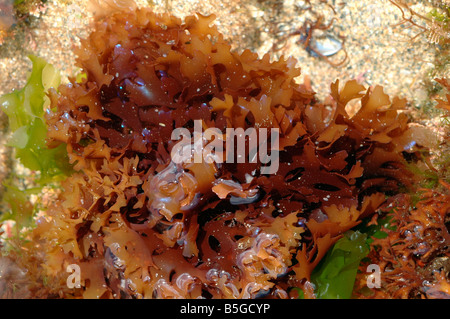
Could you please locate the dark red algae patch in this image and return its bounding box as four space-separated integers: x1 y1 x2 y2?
9 8 435 298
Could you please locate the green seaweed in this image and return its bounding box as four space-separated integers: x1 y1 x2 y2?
0 55 72 231
0 55 73 184
310 230 370 299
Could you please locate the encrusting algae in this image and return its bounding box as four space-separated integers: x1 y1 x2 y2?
0 4 448 299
